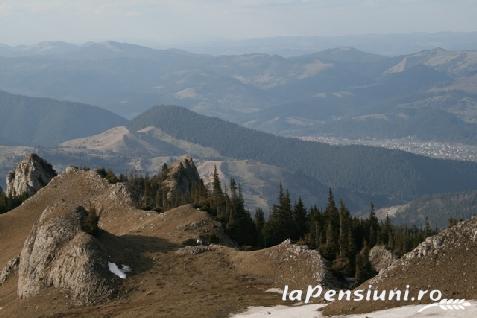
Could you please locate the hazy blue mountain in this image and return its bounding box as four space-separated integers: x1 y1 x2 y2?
176 32 477 57
0 90 126 146
1 42 477 144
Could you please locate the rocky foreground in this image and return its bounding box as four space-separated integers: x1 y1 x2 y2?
0 159 336 317
1 154 477 317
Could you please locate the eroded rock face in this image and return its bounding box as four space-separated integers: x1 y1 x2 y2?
369 245 394 273
162 156 205 202
6 153 57 198
18 205 117 305
0 256 19 285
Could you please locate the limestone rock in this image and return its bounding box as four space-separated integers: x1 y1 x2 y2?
18 205 117 305
6 153 57 198
0 256 19 285
162 156 205 202
369 245 394 273
233 239 341 290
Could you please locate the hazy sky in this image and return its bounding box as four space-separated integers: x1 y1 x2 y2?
1 0 476 45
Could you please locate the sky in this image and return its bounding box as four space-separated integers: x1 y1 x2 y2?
0 0 476 45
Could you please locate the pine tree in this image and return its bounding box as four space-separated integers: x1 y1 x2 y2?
263 184 294 246
0 191 7 214
367 203 379 247
211 165 226 219
292 197 307 240
338 200 351 257
226 178 257 246
380 214 393 249
307 206 322 249
254 208 265 246
354 241 375 285
161 163 168 175
321 189 339 259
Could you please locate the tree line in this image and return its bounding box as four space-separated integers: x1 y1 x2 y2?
0 191 28 214
110 164 436 285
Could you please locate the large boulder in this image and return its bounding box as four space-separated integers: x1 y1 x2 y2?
18 205 118 305
368 245 394 273
231 239 340 290
6 153 57 198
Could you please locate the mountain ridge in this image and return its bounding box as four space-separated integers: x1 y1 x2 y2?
0 90 126 146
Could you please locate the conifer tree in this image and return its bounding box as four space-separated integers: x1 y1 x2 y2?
354 241 375 285
254 208 265 246
338 200 352 258
226 178 256 246
367 203 379 247
211 165 226 219
292 197 307 240
263 184 293 246
0 191 7 214
321 189 339 259
380 214 393 249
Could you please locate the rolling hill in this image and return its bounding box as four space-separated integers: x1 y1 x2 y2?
0 90 126 146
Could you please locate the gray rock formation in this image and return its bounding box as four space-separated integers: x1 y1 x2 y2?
6 153 57 198
162 156 205 202
369 245 394 273
369 216 477 286
18 205 117 305
0 256 19 285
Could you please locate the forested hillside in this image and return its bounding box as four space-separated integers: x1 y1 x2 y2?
379 191 477 228
130 105 477 201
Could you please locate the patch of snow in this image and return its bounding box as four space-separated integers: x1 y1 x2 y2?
231 304 324 318
230 301 477 318
265 288 283 294
108 262 127 279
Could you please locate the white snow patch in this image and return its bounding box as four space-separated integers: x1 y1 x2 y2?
231 304 324 318
230 301 477 318
108 262 127 279
265 288 283 294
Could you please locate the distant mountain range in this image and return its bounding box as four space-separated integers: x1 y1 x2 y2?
174 32 477 57
1 41 477 146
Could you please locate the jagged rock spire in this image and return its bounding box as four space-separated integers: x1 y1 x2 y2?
5 153 57 198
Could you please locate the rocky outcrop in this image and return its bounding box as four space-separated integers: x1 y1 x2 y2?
6 153 57 198
369 245 394 273
18 205 118 305
162 156 205 202
0 256 19 285
232 239 341 290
